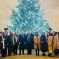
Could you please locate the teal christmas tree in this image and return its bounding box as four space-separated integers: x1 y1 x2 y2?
8 0 50 35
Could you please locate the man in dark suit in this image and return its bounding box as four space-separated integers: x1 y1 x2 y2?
3 31 8 57
26 31 34 55
8 32 13 56
19 31 25 55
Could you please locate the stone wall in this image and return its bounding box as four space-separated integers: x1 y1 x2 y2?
0 0 59 32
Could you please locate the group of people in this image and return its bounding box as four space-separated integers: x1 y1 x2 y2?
0 30 59 58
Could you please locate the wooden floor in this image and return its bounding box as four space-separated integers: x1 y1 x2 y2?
0 49 59 59
0 55 59 59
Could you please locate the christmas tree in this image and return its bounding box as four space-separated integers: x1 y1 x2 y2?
8 0 50 35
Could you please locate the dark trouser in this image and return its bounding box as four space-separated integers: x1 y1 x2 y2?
2 49 5 56
54 49 59 55
36 49 39 55
27 44 32 54
13 43 18 54
46 42 48 51
36 44 39 55
0 45 5 57
8 45 11 55
5 44 7 55
19 44 24 54
0 46 1 54
5 45 11 56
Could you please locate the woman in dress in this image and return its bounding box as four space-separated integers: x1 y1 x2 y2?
40 32 46 56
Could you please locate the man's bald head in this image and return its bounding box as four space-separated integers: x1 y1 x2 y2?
21 31 23 34
28 30 31 35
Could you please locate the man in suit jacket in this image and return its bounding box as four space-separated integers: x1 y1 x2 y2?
8 32 13 56
3 31 8 57
19 31 25 55
26 31 34 55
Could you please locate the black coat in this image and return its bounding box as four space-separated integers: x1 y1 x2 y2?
8 35 13 46
0 36 2 45
3 35 8 45
19 34 25 44
0 36 2 48
0 36 5 54
25 33 34 45
0 36 5 49
40 35 46 52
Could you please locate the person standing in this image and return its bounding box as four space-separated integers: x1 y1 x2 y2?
19 31 25 55
34 32 41 56
40 32 46 56
0 32 2 56
52 31 58 57
54 44 59 57
47 33 53 57
26 31 34 55
1 32 5 57
3 31 8 57
8 32 13 56
13 32 18 55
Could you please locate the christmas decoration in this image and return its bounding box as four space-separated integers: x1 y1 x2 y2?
49 28 52 30
4 28 9 30
8 0 50 35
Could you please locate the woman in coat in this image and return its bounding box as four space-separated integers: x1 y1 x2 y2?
34 32 41 56
40 32 46 56
47 33 53 57
52 31 58 57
